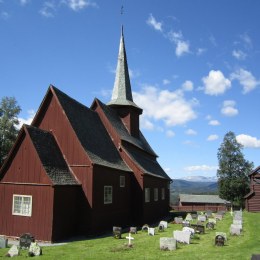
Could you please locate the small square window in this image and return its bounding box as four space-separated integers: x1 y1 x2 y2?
145 188 150 203
12 195 32 216
120 176 125 187
154 188 158 201
161 188 165 200
104 186 113 204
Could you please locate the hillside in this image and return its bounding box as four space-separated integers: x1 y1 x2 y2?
170 179 218 205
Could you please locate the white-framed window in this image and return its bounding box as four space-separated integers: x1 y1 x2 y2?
12 195 32 217
145 188 150 203
104 186 113 204
120 176 125 187
161 188 165 200
154 188 158 201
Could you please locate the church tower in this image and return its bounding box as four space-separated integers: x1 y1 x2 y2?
107 27 142 138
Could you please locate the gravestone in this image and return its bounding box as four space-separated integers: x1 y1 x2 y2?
0 236 8 249
215 235 225 246
230 225 241 235
215 214 223 221
20 233 34 249
173 230 191 244
125 233 134 247
28 242 42 257
185 213 193 221
160 237 177 251
205 210 213 217
174 217 183 224
6 245 20 257
113 226 122 239
130 227 137 234
158 224 164 232
216 232 227 241
159 221 168 229
206 222 215 230
182 221 190 227
233 220 242 225
182 227 195 237
251 254 260 260
142 224 149 232
208 218 217 225
231 223 242 231
148 227 155 236
191 224 205 234
191 213 198 219
198 215 206 222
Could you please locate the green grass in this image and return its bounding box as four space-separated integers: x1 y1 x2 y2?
1 211 260 259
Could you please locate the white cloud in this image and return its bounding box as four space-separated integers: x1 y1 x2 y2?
232 50 247 60
230 68 260 94
202 70 231 95
166 130 175 138
185 129 197 135
133 85 197 128
221 100 238 117
17 110 35 129
146 14 163 32
20 0 30 5
182 80 193 92
62 0 97 11
196 48 206 56
236 134 260 148
39 2 56 17
140 117 154 130
209 35 217 47
163 79 171 85
207 134 218 141
167 30 190 57
240 32 252 49
184 165 218 172
209 120 220 126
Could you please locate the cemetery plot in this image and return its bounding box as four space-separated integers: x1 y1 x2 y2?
160 237 177 251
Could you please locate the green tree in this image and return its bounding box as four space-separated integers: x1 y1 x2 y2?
217 131 254 208
0 97 21 167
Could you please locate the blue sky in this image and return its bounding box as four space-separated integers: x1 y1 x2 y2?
1 0 260 180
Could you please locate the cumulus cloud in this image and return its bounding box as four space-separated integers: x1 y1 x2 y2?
166 130 175 138
133 85 197 128
221 100 238 117
185 129 197 135
146 14 163 32
230 68 260 94
163 79 171 85
232 49 247 60
182 80 193 91
202 70 231 95
168 30 190 57
184 165 218 172
207 134 218 141
61 0 97 11
209 120 220 126
236 134 260 148
17 110 35 129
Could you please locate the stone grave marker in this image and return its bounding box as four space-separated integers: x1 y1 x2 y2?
158 224 164 232
206 222 215 230
159 221 168 229
28 241 42 257
233 220 242 225
173 230 191 244
251 254 260 260
191 224 205 234
198 215 206 222
231 223 242 231
182 226 195 237
205 210 213 217
125 233 134 247
6 245 20 257
215 214 223 221
130 227 137 234
174 217 183 224
160 237 177 251
230 225 241 235
185 213 193 221
148 227 155 236
182 221 190 227
216 232 227 241
191 213 198 219
208 218 217 225
19 233 34 249
113 226 122 239
0 236 8 249
215 235 225 246
142 224 149 232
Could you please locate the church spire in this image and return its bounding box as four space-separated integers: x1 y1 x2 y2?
107 26 141 110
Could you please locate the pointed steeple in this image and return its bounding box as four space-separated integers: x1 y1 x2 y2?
107 26 141 110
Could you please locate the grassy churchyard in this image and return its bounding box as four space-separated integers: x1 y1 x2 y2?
1 211 260 259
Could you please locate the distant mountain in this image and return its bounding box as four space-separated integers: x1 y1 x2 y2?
180 175 218 182
170 179 218 205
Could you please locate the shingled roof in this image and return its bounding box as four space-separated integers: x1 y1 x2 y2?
52 87 131 172
179 194 230 204
26 125 78 185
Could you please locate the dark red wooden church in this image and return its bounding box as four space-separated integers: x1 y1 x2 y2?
0 28 171 242
244 166 260 212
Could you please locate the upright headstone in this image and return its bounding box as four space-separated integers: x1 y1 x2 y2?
215 214 223 221
142 224 149 232
158 224 164 232
208 218 217 225
28 242 42 257
173 230 191 244
113 227 122 239
206 222 215 230
233 220 242 225
198 215 206 222
230 225 241 235
182 227 195 237
19 233 34 249
174 217 183 224
148 227 155 236
216 232 227 241
185 213 193 221
0 236 8 249
159 221 168 229
215 235 225 246
130 227 137 234
6 245 20 257
160 237 177 251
